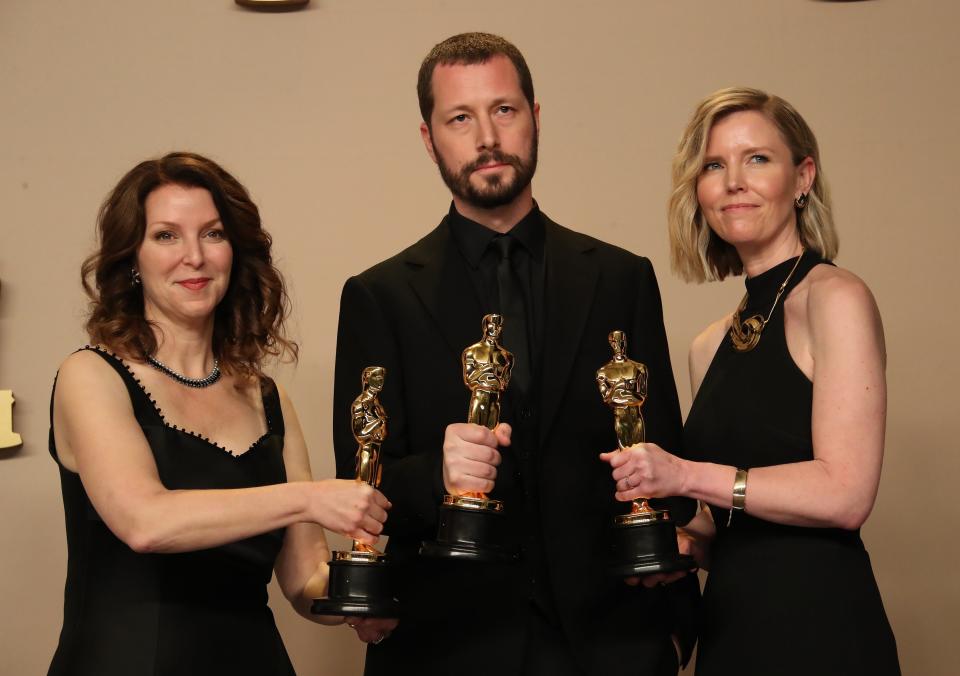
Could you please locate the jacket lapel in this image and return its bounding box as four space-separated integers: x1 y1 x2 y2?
538 217 600 444
406 218 486 361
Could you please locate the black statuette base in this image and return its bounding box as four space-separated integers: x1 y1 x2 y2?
310 557 398 618
420 502 518 562
608 512 696 577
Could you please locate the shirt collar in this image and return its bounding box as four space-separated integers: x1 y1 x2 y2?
447 201 545 268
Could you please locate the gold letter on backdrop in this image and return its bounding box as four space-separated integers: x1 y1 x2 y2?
0 390 23 449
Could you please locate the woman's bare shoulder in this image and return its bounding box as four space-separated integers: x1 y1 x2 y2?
804 264 880 325
803 264 884 362
805 263 874 300
56 348 130 402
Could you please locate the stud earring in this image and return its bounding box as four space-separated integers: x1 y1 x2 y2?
794 193 808 209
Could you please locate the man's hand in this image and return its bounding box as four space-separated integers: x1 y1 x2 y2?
442 422 511 494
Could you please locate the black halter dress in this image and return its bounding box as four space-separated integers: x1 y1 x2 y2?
684 255 900 675
47 347 295 675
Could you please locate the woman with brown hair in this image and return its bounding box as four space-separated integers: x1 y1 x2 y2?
601 89 899 674
48 152 391 675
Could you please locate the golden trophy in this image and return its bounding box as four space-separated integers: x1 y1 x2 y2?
312 366 399 617
420 314 518 561
598 330 695 576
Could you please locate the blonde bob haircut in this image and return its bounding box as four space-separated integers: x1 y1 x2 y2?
668 87 838 283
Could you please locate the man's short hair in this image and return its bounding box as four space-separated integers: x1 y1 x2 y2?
417 32 535 127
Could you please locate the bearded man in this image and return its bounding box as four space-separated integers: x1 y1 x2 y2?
332 32 698 676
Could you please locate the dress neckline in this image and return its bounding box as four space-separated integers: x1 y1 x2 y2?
741 252 828 315
743 254 803 309
87 345 273 459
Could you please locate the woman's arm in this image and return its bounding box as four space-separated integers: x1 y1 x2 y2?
606 269 887 530
54 351 390 554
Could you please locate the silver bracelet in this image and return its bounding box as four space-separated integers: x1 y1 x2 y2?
726 468 749 527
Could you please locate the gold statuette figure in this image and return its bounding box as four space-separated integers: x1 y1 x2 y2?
420 314 516 561
312 365 398 617
597 330 696 576
352 366 387 489
460 314 513 502
463 313 514 431
347 366 388 555
596 330 655 518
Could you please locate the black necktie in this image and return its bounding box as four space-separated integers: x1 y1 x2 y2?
493 235 531 393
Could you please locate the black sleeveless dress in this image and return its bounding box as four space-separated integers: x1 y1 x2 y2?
684 255 900 675
48 347 296 676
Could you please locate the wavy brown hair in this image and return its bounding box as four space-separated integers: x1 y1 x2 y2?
82 152 297 380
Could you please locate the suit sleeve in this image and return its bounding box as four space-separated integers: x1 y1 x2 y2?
630 257 696 526
333 275 444 538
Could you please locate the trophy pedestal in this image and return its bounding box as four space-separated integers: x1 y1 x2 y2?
311 550 399 618
608 508 696 577
420 495 518 562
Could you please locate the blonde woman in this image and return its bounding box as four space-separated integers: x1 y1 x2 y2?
602 89 899 674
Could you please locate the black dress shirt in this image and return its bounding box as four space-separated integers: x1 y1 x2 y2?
447 201 546 372
447 202 558 621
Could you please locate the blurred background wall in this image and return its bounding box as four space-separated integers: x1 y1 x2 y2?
1 1 956 673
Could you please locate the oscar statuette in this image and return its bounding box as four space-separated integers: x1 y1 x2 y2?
420 314 518 561
597 330 695 576
312 366 399 617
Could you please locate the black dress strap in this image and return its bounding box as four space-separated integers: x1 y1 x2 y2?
78 347 164 426
260 377 285 437
48 346 165 464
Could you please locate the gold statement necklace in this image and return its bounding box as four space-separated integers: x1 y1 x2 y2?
730 250 805 352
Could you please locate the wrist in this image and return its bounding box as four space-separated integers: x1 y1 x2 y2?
677 457 696 497
726 468 749 527
293 480 317 523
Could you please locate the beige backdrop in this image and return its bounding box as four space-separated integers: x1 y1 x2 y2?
1 1 956 674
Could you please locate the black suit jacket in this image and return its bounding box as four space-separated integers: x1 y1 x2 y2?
333 212 699 675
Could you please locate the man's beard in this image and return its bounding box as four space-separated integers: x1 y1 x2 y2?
434 129 538 210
